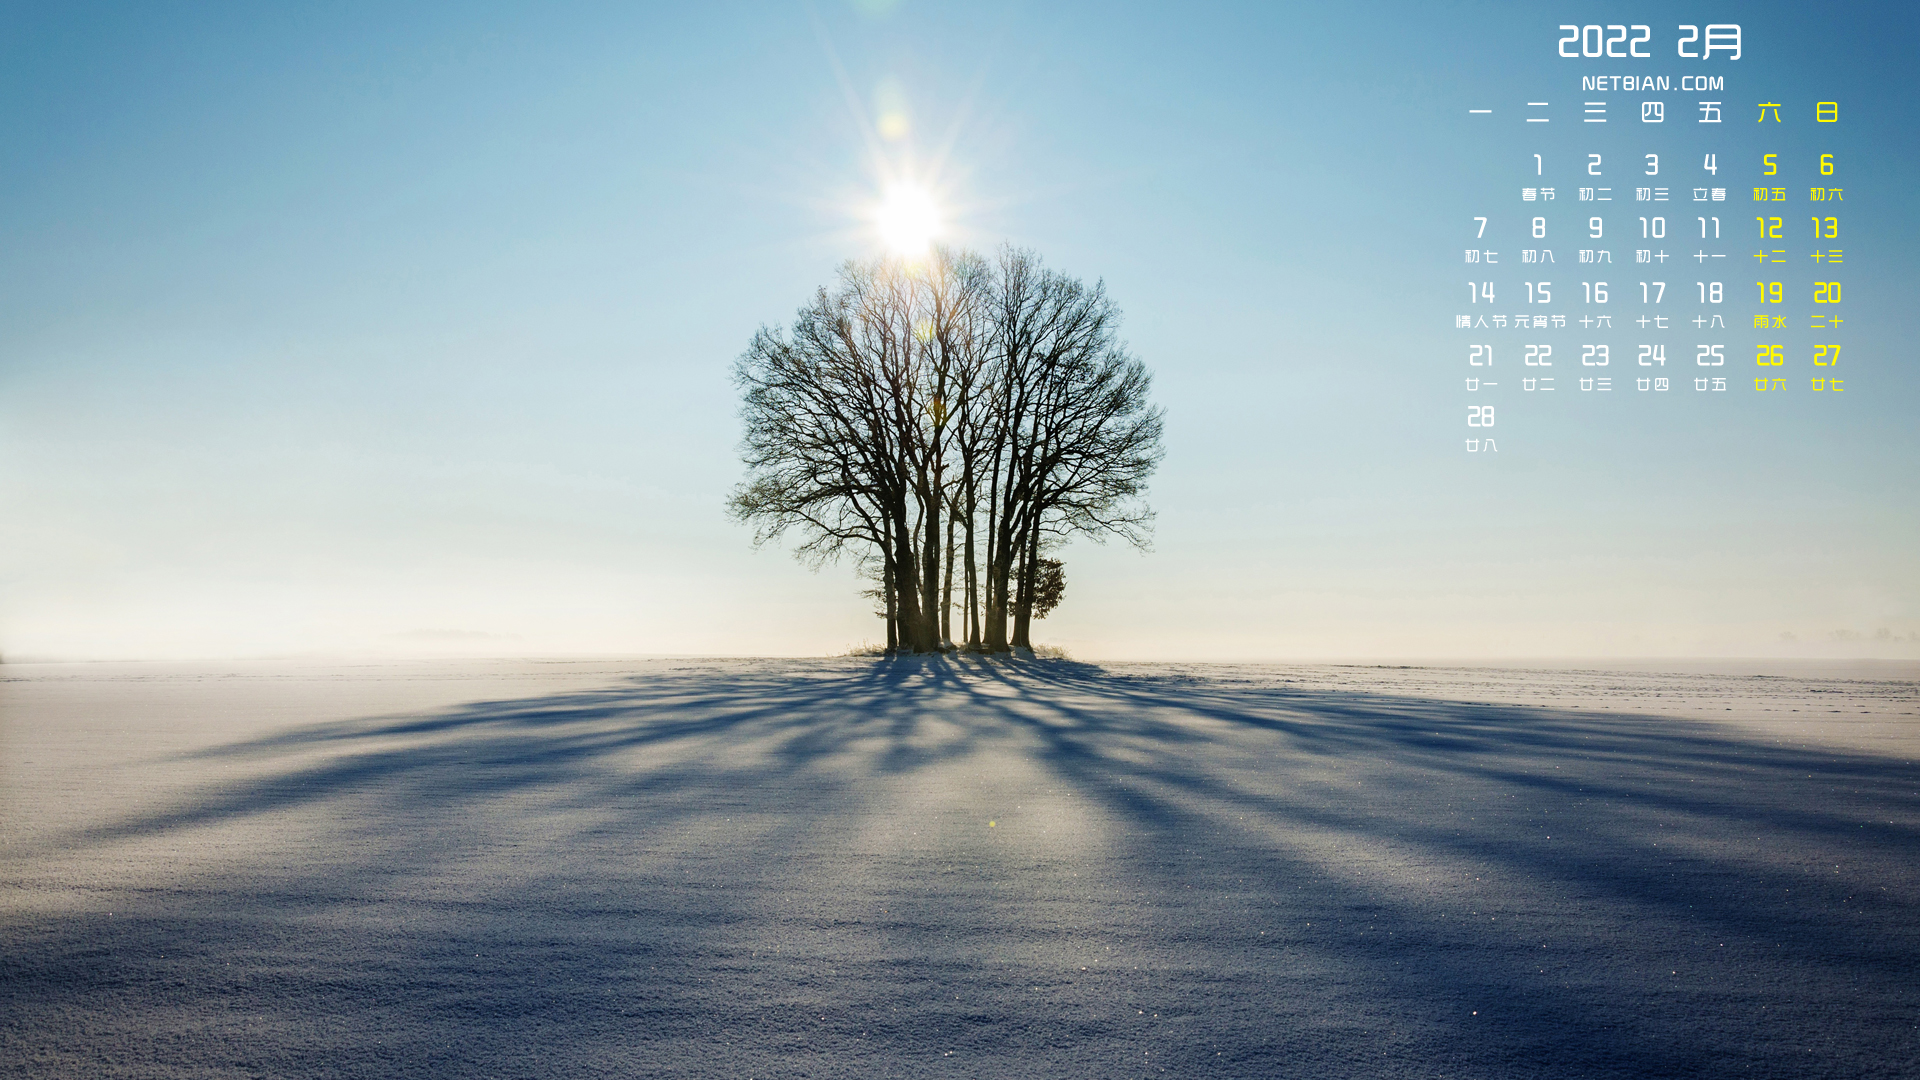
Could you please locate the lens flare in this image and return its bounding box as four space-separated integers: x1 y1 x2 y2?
873 77 910 141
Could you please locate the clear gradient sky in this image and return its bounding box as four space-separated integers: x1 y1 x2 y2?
2 1 1915 661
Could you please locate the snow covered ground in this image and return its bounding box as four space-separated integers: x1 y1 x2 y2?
2 657 1916 1078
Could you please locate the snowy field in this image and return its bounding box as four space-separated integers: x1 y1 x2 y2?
2 657 1917 1079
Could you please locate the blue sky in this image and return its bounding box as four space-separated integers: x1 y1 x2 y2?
2 1 1914 660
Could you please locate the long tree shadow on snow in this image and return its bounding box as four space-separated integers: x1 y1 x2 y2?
950 659 1920 1074
6 657 1917 1079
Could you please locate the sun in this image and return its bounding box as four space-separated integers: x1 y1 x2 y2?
875 183 941 257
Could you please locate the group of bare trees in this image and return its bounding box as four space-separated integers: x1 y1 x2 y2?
729 246 1163 654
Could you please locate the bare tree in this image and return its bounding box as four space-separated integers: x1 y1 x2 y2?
731 246 1161 654
979 247 1162 651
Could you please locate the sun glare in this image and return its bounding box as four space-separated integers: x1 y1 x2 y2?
875 184 940 257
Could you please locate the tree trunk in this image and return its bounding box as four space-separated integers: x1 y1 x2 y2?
891 492 925 652
985 545 1012 652
883 542 897 653
983 450 1009 653
1012 516 1040 649
963 488 979 649
919 477 942 653
941 501 956 647
983 483 1021 655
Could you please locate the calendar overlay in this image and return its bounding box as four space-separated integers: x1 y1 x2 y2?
1459 23 1846 453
